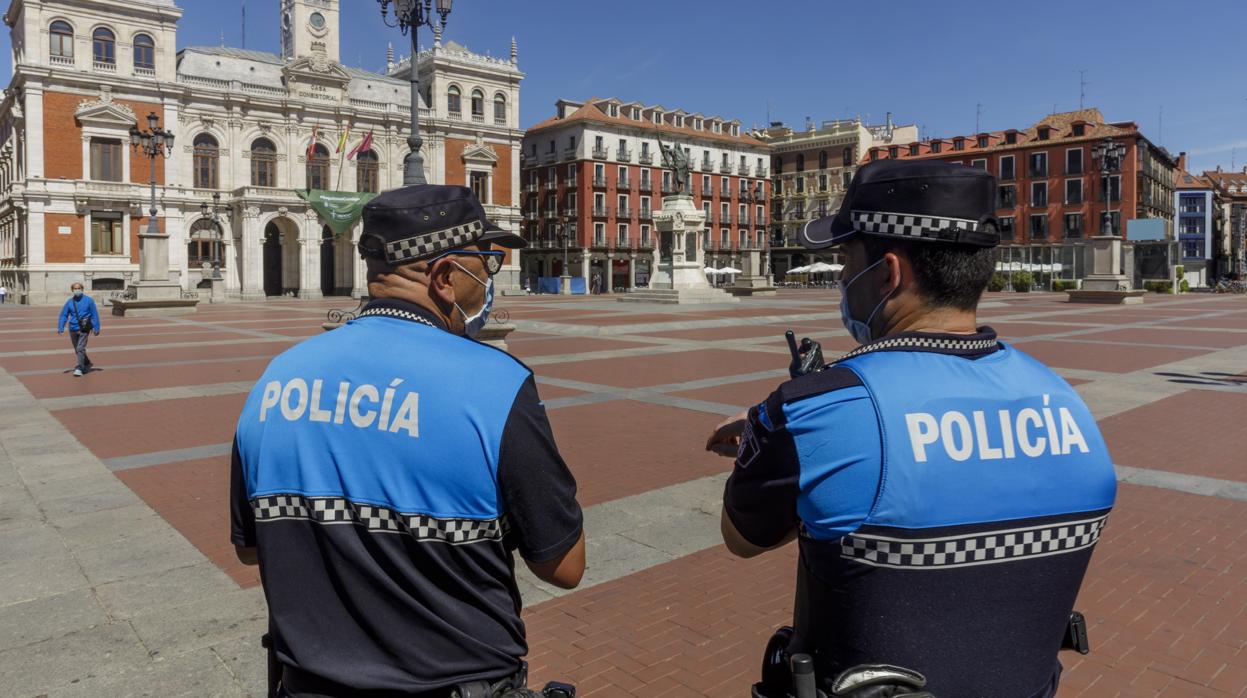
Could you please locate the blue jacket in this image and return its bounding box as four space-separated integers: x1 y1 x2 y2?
58 295 100 333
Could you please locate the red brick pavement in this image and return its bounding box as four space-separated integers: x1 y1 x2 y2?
1098 391 1247 483
52 394 246 459
1013 340 1209 374
538 349 787 389
20 358 268 399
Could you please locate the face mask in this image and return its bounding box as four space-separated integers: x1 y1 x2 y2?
72 290 84 299
838 258 889 345
450 260 493 338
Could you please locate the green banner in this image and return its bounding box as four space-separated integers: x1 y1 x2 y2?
296 189 378 237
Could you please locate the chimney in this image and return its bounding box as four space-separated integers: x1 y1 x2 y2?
886 112 893 129
1176 151 1186 173
385 43 394 74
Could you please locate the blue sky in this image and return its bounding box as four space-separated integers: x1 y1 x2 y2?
5 0 1245 173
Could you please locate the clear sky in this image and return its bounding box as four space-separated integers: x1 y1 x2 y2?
4 0 1244 173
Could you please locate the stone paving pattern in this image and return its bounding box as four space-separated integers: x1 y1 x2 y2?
1 290 1246 696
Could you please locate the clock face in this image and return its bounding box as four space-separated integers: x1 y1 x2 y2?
309 12 326 29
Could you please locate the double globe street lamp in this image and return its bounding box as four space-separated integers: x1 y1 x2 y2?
200 192 223 280
129 112 175 237
1091 138 1126 237
377 0 452 186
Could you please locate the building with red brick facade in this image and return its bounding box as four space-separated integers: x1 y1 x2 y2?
0 0 525 304
863 109 1177 280
520 98 771 291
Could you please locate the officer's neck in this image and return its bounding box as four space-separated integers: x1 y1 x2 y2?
877 296 979 338
367 279 454 329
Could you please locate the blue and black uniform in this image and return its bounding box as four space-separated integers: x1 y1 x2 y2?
231 298 583 694
726 328 1117 698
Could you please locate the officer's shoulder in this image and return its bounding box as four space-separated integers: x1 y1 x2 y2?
773 365 864 407
460 335 536 377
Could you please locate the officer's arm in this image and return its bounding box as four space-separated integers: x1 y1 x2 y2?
229 438 259 566
499 376 586 589
720 396 802 558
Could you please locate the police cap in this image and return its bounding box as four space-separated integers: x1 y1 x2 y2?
800 160 999 250
359 184 526 265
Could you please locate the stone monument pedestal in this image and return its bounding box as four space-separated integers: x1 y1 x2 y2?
619 194 737 305
729 249 776 297
1066 235 1145 305
112 231 200 316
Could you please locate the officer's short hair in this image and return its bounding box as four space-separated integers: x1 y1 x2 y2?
860 234 996 311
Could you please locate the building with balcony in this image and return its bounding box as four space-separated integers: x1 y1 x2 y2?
755 114 917 275
520 96 771 292
1171 154 1225 288
862 108 1178 281
1200 165 1247 280
0 0 525 304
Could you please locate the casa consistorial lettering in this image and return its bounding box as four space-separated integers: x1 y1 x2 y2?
258 377 420 437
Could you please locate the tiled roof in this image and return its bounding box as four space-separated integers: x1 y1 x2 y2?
864 108 1136 163
1202 168 1247 196
527 98 769 148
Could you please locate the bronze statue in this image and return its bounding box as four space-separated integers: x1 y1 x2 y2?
658 135 690 193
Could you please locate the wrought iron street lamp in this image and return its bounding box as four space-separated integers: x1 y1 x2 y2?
557 213 573 295
1091 138 1126 237
377 0 452 186
199 192 223 279
129 112 175 236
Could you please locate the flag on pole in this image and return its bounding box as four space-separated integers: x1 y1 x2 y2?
336 127 350 154
306 126 319 158
348 130 374 161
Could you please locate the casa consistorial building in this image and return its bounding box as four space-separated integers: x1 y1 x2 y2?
0 0 524 305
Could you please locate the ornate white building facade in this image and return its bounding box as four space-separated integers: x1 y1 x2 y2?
0 0 524 305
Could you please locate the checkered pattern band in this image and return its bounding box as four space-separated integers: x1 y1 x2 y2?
357 307 439 328
840 514 1109 570
852 210 979 240
251 494 506 544
833 334 1000 364
384 219 484 263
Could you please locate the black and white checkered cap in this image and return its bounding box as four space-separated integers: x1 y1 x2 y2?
800 159 999 249
359 184 525 265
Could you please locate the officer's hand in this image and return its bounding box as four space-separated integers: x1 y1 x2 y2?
705 409 749 458
57 329 64 334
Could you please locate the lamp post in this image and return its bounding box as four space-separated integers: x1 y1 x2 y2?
377 0 452 187
199 192 223 280
557 213 572 295
1091 138 1126 237
129 112 175 236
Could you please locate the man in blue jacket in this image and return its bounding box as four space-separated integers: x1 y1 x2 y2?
56 282 100 377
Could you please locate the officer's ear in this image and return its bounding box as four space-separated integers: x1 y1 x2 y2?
880 250 905 297
425 257 459 307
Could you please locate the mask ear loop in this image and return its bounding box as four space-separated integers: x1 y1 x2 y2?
859 255 902 337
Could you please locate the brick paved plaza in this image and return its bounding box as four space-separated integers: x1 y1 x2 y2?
1 291 1246 697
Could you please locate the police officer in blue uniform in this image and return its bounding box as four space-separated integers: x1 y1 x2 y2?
706 160 1117 698
231 185 585 697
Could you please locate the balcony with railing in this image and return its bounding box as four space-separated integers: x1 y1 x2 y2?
541 151 558 165
561 147 577 162
523 210 539 221
522 182 538 193
592 146 610 160
617 177 631 192
542 208 561 219
471 113 486 124
545 178 557 189
592 175 608 188
719 161 734 174
616 148 633 163
638 180 653 193
700 187 715 199
592 205 613 218
617 205 632 219
94 60 117 72
720 188 733 200
564 175 578 188
662 182 678 195
638 208 652 221
700 159 714 172
754 165 768 177
522 154 538 168
51 54 75 67
638 151 654 165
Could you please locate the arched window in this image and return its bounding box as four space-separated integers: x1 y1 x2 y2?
796 154 805 172
447 85 461 115
188 218 223 268
493 93 507 124
92 27 115 65
50 21 74 60
818 150 828 169
250 138 277 187
356 150 379 193
133 33 155 71
470 89 485 119
306 143 330 190
842 147 852 167
193 134 219 189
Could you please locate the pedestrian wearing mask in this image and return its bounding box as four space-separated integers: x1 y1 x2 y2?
56 282 100 377
232 185 584 697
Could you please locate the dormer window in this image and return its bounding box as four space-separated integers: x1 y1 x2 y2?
653 112 662 124
1037 127 1051 141
977 135 989 148
953 138 965 151
909 143 920 156
608 104 619 117
1072 123 1085 137
930 141 942 154
1005 131 1018 145
888 146 898 159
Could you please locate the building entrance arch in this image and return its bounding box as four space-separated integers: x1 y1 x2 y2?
262 217 300 297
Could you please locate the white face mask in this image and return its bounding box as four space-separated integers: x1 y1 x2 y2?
450 260 493 338
838 258 890 345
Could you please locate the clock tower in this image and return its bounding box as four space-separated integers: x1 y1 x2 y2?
280 0 341 64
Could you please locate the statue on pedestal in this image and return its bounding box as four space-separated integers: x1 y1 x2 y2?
658 135 690 192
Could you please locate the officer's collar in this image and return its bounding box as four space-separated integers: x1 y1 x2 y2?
357 297 448 331
834 326 1001 363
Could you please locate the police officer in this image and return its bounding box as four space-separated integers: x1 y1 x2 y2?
705 160 1118 697
231 184 585 697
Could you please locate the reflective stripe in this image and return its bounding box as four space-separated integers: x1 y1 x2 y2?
252 494 508 544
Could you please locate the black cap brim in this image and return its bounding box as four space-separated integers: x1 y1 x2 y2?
479 224 527 249
799 214 858 250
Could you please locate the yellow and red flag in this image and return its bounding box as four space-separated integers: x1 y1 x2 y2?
336 127 350 154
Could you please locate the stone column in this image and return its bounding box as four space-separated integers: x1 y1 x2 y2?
297 210 323 299
579 255 591 293
628 253 637 290
352 225 368 299
604 252 614 294
240 206 265 300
